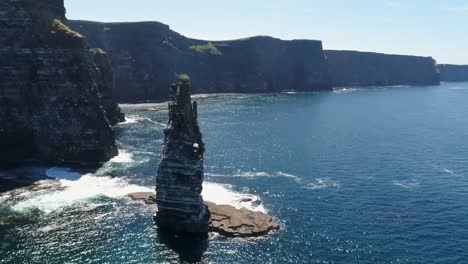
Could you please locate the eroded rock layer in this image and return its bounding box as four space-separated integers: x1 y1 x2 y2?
0 0 121 165
326 50 440 87
69 20 332 101
91 48 125 125
155 76 210 233
439 64 468 82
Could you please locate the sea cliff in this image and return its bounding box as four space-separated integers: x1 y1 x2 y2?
439 64 468 82
325 50 440 87
0 0 122 165
69 20 332 101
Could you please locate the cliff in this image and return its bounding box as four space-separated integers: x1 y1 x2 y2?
155 76 210 233
0 0 121 165
439 64 468 82
325 50 440 87
69 20 332 102
91 48 125 125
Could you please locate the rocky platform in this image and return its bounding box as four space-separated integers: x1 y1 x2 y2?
127 192 280 237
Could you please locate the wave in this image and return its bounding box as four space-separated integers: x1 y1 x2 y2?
7 174 265 214
443 169 455 174
448 87 466 90
11 174 153 214
109 150 135 163
206 170 303 184
392 179 420 189
333 88 360 94
202 182 265 213
306 178 340 190
119 115 165 126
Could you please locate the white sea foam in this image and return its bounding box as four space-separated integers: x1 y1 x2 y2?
207 170 303 184
306 178 340 190
241 171 303 183
119 115 165 126
10 174 265 214
448 87 466 90
12 175 153 213
392 179 420 189
202 182 265 213
333 88 359 94
109 150 134 163
443 169 455 174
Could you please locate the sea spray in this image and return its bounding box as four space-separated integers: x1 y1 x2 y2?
7 174 265 214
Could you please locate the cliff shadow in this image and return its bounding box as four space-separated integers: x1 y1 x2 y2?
157 229 209 263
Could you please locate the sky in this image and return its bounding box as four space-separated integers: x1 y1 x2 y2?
65 0 468 64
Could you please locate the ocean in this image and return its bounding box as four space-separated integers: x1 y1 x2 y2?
1 82 468 263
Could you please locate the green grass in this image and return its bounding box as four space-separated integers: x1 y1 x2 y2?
90 48 107 56
51 19 83 39
189 42 223 56
178 74 191 83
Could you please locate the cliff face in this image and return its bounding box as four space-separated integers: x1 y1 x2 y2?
69 20 332 102
155 76 210 233
91 48 125 125
439 64 468 82
325 50 440 87
0 0 120 165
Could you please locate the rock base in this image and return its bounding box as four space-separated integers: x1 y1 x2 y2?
127 192 280 237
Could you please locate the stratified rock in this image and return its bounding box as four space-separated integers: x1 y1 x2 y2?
126 192 280 237
0 0 120 165
155 75 210 233
91 48 125 125
206 202 280 237
69 20 332 102
325 50 440 87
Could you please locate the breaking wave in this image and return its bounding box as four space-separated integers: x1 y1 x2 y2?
305 178 340 190
392 179 420 189
6 169 265 214
333 88 360 94
119 115 165 126
206 171 302 184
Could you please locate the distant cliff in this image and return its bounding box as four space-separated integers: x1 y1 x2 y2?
69 20 332 102
0 0 121 165
439 64 468 82
325 50 440 87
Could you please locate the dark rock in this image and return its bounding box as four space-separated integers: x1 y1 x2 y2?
0 0 121 165
206 201 280 237
439 64 468 82
127 192 280 237
325 50 440 87
240 197 253 202
91 48 125 125
127 192 156 204
68 20 332 102
154 75 210 233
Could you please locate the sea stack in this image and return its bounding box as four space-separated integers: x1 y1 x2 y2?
155 75 210 233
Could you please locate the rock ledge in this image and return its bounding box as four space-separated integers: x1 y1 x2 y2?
127 192 280 237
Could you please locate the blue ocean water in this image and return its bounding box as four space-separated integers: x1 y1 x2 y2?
2 82 468 263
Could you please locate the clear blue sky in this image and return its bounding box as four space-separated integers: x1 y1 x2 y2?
65 0 468 64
